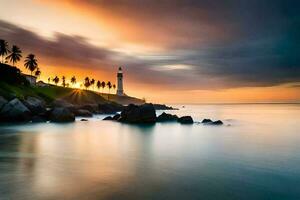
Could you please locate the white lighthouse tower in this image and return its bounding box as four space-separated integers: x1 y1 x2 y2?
116 67 124 96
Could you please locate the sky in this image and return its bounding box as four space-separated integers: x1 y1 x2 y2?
0 0 299 103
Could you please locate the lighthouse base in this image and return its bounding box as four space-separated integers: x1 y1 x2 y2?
117 90 125 96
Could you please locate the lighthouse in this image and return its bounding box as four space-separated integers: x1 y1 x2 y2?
116 67 124 96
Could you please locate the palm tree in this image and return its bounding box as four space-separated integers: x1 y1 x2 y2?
6 45 22 67
90 78 95 90
71 76 76 87
84 77 90 90
0 39 10 63
53 76 59 86
113 84 116 92
35 67 41 80
101 81 106 93
62 76 66 87
107 81 112 100
96 80 101 91
24 54 38 76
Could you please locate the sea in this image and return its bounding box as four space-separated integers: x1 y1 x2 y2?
0 104 300 200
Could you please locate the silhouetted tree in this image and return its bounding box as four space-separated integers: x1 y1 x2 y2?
107 81 112 100
113 84 116 91
90 78 95 90
6 45 22 67
0 39 10 63
84 77 90 90
71 76 76 87
62 76 66 87
101 81 106 93
24 54 38 76
48 77 50 84
35 67 41 80
53 76 59 86
97 80 101 91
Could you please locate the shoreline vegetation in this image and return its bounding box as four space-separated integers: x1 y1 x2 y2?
0 38 222 125
0 62 176 123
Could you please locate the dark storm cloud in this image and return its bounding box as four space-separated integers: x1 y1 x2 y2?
0 20 114 66
0 0 299 90
67 0 300 48
0 19 182 85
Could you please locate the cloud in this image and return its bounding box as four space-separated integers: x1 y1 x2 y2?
45 0 300 48
1 0 300 92
0 20 115 67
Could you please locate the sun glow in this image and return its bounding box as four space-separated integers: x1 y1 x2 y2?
0 0 299 103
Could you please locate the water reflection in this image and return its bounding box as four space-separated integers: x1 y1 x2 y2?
0 104 300 199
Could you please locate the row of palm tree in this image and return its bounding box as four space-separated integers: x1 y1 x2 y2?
48 75 116 94
0 39 40 77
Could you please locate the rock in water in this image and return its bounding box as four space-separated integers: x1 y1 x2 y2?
112 114 121 120
31 115 47 123
212 120 223 125
0 98 31 122
153 104 177 110
156 112 178 122
177 116 194 124
74 109 93 117
103 116 113 120
202 119 223 125
24 96 46 115
202 119 213 123
0 96 8 110
78 104 99 113
119 103 156 123
98 103 124 114
49 107 75 122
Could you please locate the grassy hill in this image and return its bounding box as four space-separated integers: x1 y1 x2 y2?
0 82 145 105
0 63 145 105
99 93 145 105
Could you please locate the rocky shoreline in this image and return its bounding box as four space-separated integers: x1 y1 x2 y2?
103 103 223 125
0 96 124 123
0 96 223 125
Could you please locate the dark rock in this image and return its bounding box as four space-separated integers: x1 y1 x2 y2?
52 99 74 108
153 104 178 110
74 109 93 117
103 116 113 120
202 119 223 125
156 112 178 122
98 103 124 114
78 104 99 113
49 107 75 122
31 115 47 123
112 114 121 120
80 119 88 121
118 103 156 123
23 96 46 115
0 98 32 122
202 119 213 123
177 116 194 124
212 120 223 125
0 96 8 110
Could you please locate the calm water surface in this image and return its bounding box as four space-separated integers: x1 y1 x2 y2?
0 104 300 200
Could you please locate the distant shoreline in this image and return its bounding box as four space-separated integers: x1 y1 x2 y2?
168 102 300 105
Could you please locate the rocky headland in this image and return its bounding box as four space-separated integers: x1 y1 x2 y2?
103 103 223 125
0 96 188 124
